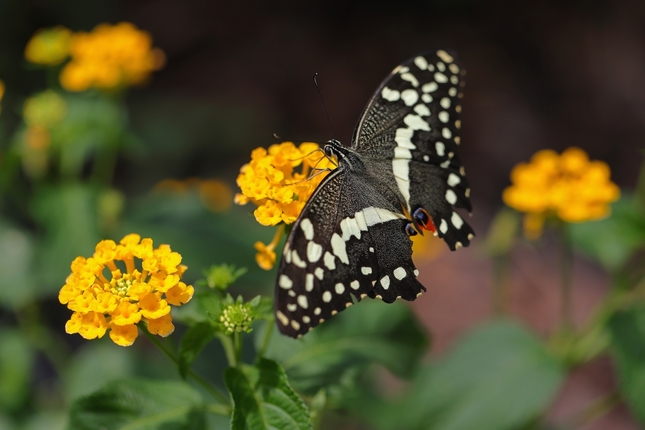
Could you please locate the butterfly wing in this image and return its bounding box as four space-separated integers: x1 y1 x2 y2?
351 50 474 250
275 165 425 338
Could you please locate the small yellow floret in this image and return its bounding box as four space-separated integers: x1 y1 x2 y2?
25 26 72 65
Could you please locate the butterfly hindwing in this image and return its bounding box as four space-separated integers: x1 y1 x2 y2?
351 50 474 250
275 165 425 338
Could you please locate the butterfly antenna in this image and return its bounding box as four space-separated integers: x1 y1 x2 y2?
313 73 334 140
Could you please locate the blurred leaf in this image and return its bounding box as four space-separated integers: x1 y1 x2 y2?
68 379 206 430
64 342 136 401
484 208 520 256
22 411 67 430
569 195 645 272
225 358 311 430
0 328 33 412
31 183 101 292
51 93 132 177
121 193 272 289
178 322 216 379
369 320 563 430
607 307 645 425
262 300 428 393
0 220 36 308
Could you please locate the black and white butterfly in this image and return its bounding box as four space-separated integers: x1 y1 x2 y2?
275 50 474 338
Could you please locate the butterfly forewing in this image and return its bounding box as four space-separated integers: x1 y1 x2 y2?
351 50 474 250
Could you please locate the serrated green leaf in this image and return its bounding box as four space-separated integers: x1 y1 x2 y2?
178 322 216 378
68 379 205 430
262 300 428 393
608 308 645 425
225 358 311 430
370 321 564 430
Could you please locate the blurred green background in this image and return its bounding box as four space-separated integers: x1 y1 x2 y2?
1 0 645 429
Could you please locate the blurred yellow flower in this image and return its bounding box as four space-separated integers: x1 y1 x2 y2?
253 225 284 271
59 22 165 92
154 177 233 213
25 26 72 65
236 142 336 226
23 90 67 129
503 147 620 238
59 234 194 346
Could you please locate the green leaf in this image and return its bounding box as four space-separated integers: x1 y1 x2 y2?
262 300 428 393
178 322 216 378
608 307 645 425
484 208 520 256
68 379 206 430
569 195 645 271
0 221 36 308
225 358 311 430
31 183 101 292
0 328 34 411
371 320 564 430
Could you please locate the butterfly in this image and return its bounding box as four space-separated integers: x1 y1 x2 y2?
274 50 474 338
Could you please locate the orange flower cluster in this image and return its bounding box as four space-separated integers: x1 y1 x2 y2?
235 142 335 226
56 22 165 92
58 234 194 346
503 147 620 238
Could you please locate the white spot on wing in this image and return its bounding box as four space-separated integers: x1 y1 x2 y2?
447 173 461 187
305 273 314 292
340 217 362 241
287 303 297 312
291 320 300 331
276 311 289 326
435 142 445 156
439 219 448 234
434 72 448 83
393 267 407 280
414 56 428 70
400 89 419 106
413 104 430 116
300 218 314 240
440 160 451 168
322 291 332 303
442 128 452 139
324 251 336 270
335 283 345 294
314 267 324 280
401 72 419 87
438 111 449 123
422 82 438 93
303 316 311 324
380 275 391 290
350 280 360 290
361 266 372 275
421 94 433 103
437 61 446 72
394 147 412 159
330 233 349 264
440 97 451 109
307 241 322 263
279 275 293 289
297 295 308 309
437 50 454 63
395 127 415 149
314 307 321 315
446 189 457 205
381 87 400 101
292 250 306 268
451 212 464 229
403 114 430 131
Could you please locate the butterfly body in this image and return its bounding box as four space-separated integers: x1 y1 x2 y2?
275 51 474 338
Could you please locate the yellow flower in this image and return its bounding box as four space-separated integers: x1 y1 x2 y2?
59 234 194 346
59 22 165 92
236 142 336 226
25 26 72 65
503 147 620 238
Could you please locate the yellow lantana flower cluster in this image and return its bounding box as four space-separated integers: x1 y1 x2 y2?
503 147 620 238
58 234 194 347
54 22 165 92
235 142 336 226
24 26 72 65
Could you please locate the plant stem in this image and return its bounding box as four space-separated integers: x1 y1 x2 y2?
492 253 511 315
141 327 230 405
558 222 574 331
218 333 237 367
233 331 242 365
257 319 275 358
